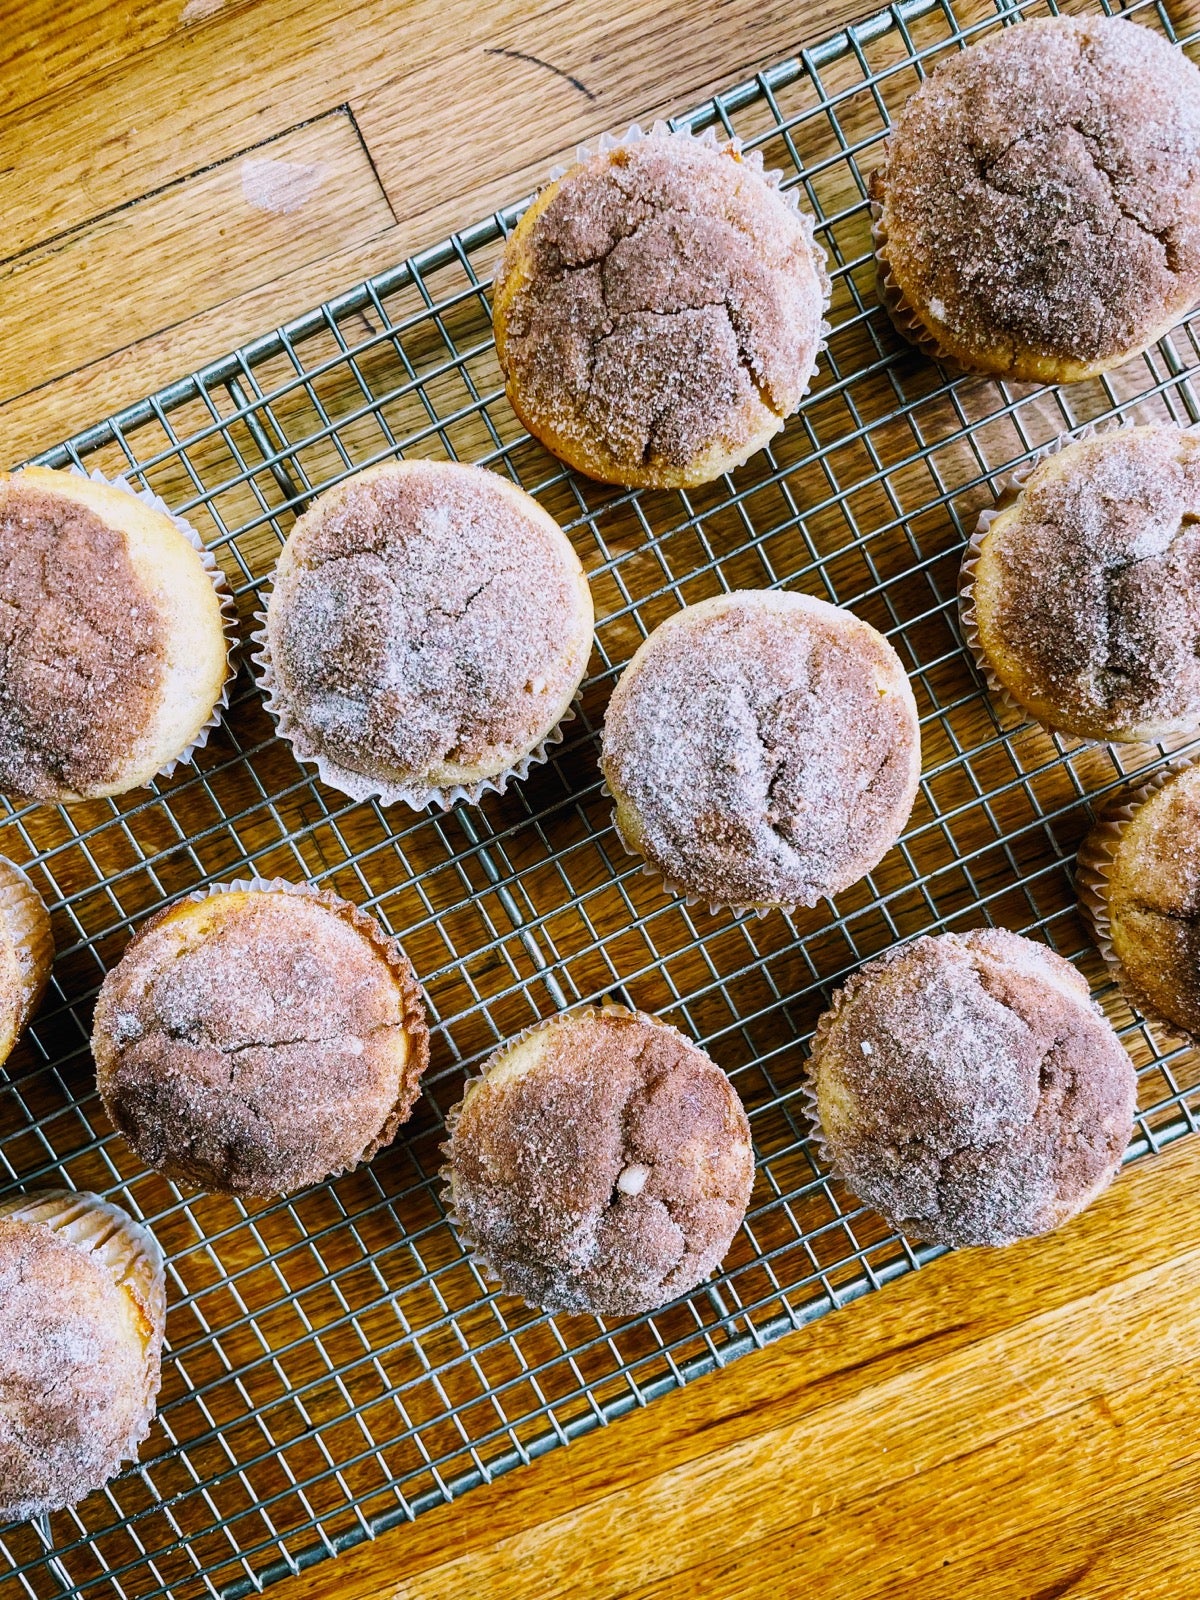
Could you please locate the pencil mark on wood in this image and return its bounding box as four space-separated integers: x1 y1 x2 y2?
484 47 597 101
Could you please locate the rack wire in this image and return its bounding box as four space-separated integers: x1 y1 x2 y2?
4 0 1200 1592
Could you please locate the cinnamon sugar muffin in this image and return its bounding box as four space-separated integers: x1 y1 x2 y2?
0 1189 165 1520
871 16 1200 380
0 859 52 1068
1078 760 1200 1038
600 591 921 910
92 883 429 1197
493 129 829 487
809 930 1136 1248
261 460 594 807
445 1006 754 1317
964 426 1200 742
0 466 229 802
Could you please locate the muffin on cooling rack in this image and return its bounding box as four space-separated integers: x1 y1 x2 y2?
870 15 1200 380
1078 758 1200 1040
0 466 230 803
0 1189 165 1521
961 426 1200 743
808 929 1137 1248
259 460 594 808
92 881 429 1198
493 126 829 488
0 858 52 1068
599 590 922 911
444 1005 754 1317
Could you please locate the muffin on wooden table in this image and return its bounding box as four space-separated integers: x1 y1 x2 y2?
0 858 52 1068
444 1005 754 1317
493 127 829 488
260 460 594 808
0 1189 165 1521
961 426 1200 743
600 591 921 912
871 15 1200 380
92 881 429 1198
808 930 1136 1248
0 466 230 802
1078 758 1200 1040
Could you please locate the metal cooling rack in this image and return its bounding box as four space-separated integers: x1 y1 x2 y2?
5 0 1200 1592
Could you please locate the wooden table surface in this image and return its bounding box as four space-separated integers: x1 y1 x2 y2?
6 0 1200 1596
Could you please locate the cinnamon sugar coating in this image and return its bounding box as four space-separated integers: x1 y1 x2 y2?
872 16 1200 379
970 426 1200 742
493 133 828 487
1087 763 1200 1036
811 930 1136 1248
446 1007 754 1317
0 481 166 800
0 1215 162 1520
263 461 593 803
92 886 430 1197
600 591 921 910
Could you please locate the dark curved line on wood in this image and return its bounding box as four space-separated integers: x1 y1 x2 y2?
484 46 597 101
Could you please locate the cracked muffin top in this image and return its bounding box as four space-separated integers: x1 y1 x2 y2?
1080 760 1200 1038
809 929 1137 1247
492 131 829 488
966 425 1200 743
445 1005 754 1316
262 460 594 807
92 883 429 1197
0 466 228 803
599 591 922 910
871 15 1200 380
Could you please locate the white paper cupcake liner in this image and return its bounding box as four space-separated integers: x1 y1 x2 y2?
0 1187 166 1330
252 603 581 810
53 465 239 779
0 1188 166 1469
957 418 1142 734
0 857 53 1037
118 875 431 1163
803 977 861 1170
1076 752 1200 1043
869 196 953 365
543 120 832 407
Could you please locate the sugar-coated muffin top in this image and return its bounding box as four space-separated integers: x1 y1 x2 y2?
873 16 1200 377
1093 762 1200 1036
446 1006 754 1317
264 461 593 802
811 929 1137 1247
93 886 429 1197
494 132 828 485
0 478 168 800
600 591 921 909
969 426 1200 742
0 1211 162 1520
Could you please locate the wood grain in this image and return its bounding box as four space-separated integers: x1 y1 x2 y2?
0 0 825 455
281 1135 1200 1600
0 111 393 406
0 0 272 119
6 0 1200 1596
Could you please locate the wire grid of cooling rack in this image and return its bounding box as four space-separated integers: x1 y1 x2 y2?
4 0 1200 1592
